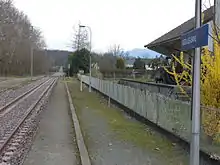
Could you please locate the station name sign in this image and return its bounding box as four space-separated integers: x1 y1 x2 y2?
181 24 209 51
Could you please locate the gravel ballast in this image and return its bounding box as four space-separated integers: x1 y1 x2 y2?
0 78 57 165
0 77 49 107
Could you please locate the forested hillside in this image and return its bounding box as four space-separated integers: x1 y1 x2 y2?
46 50 71 67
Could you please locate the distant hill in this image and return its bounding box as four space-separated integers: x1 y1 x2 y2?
127 48 160 59
125 57 152 66
46 49 72 67
44 48 159 69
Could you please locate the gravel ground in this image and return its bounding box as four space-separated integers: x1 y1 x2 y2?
0 78 6 82
0 78 56 165
0 77 49 107
23 81 80 165
0 77 39 91
0 79 54 143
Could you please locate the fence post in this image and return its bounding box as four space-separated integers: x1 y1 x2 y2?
98 78 100 91
80 76 83 92
108 96 111 107
108 82 111 107
156 94 159 125
144 90 147 118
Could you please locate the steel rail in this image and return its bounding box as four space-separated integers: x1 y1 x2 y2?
0 78 50 113
0 78 57 153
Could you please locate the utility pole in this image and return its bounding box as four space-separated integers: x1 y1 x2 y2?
30 26 34 80
30 46 33 80
190 0 201 165
45 49 49 76
89 28 92 92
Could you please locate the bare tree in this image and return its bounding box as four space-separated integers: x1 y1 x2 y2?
72 24 89 50
97 52 117 71
0 0 50 76
108 44 129 58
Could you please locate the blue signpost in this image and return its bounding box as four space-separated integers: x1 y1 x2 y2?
180 2 209 163
181 23 209 51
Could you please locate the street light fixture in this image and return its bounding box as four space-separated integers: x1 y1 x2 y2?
79 24 92 92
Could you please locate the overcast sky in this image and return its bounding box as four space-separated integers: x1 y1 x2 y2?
13 0 213 52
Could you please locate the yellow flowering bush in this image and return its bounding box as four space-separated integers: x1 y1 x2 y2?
164 29 220 143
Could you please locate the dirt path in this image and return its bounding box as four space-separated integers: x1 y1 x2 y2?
23 80 80 165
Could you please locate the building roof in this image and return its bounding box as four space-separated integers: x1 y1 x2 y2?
144 6 214 49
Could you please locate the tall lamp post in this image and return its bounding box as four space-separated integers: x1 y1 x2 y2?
79 25 92 92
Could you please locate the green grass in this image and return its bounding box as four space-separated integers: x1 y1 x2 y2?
67 78 188 164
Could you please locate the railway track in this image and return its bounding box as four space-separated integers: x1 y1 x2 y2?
0 77 50 108
0 79 7 83
0 76 46 94
0 77 57 165
0 78 52 115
